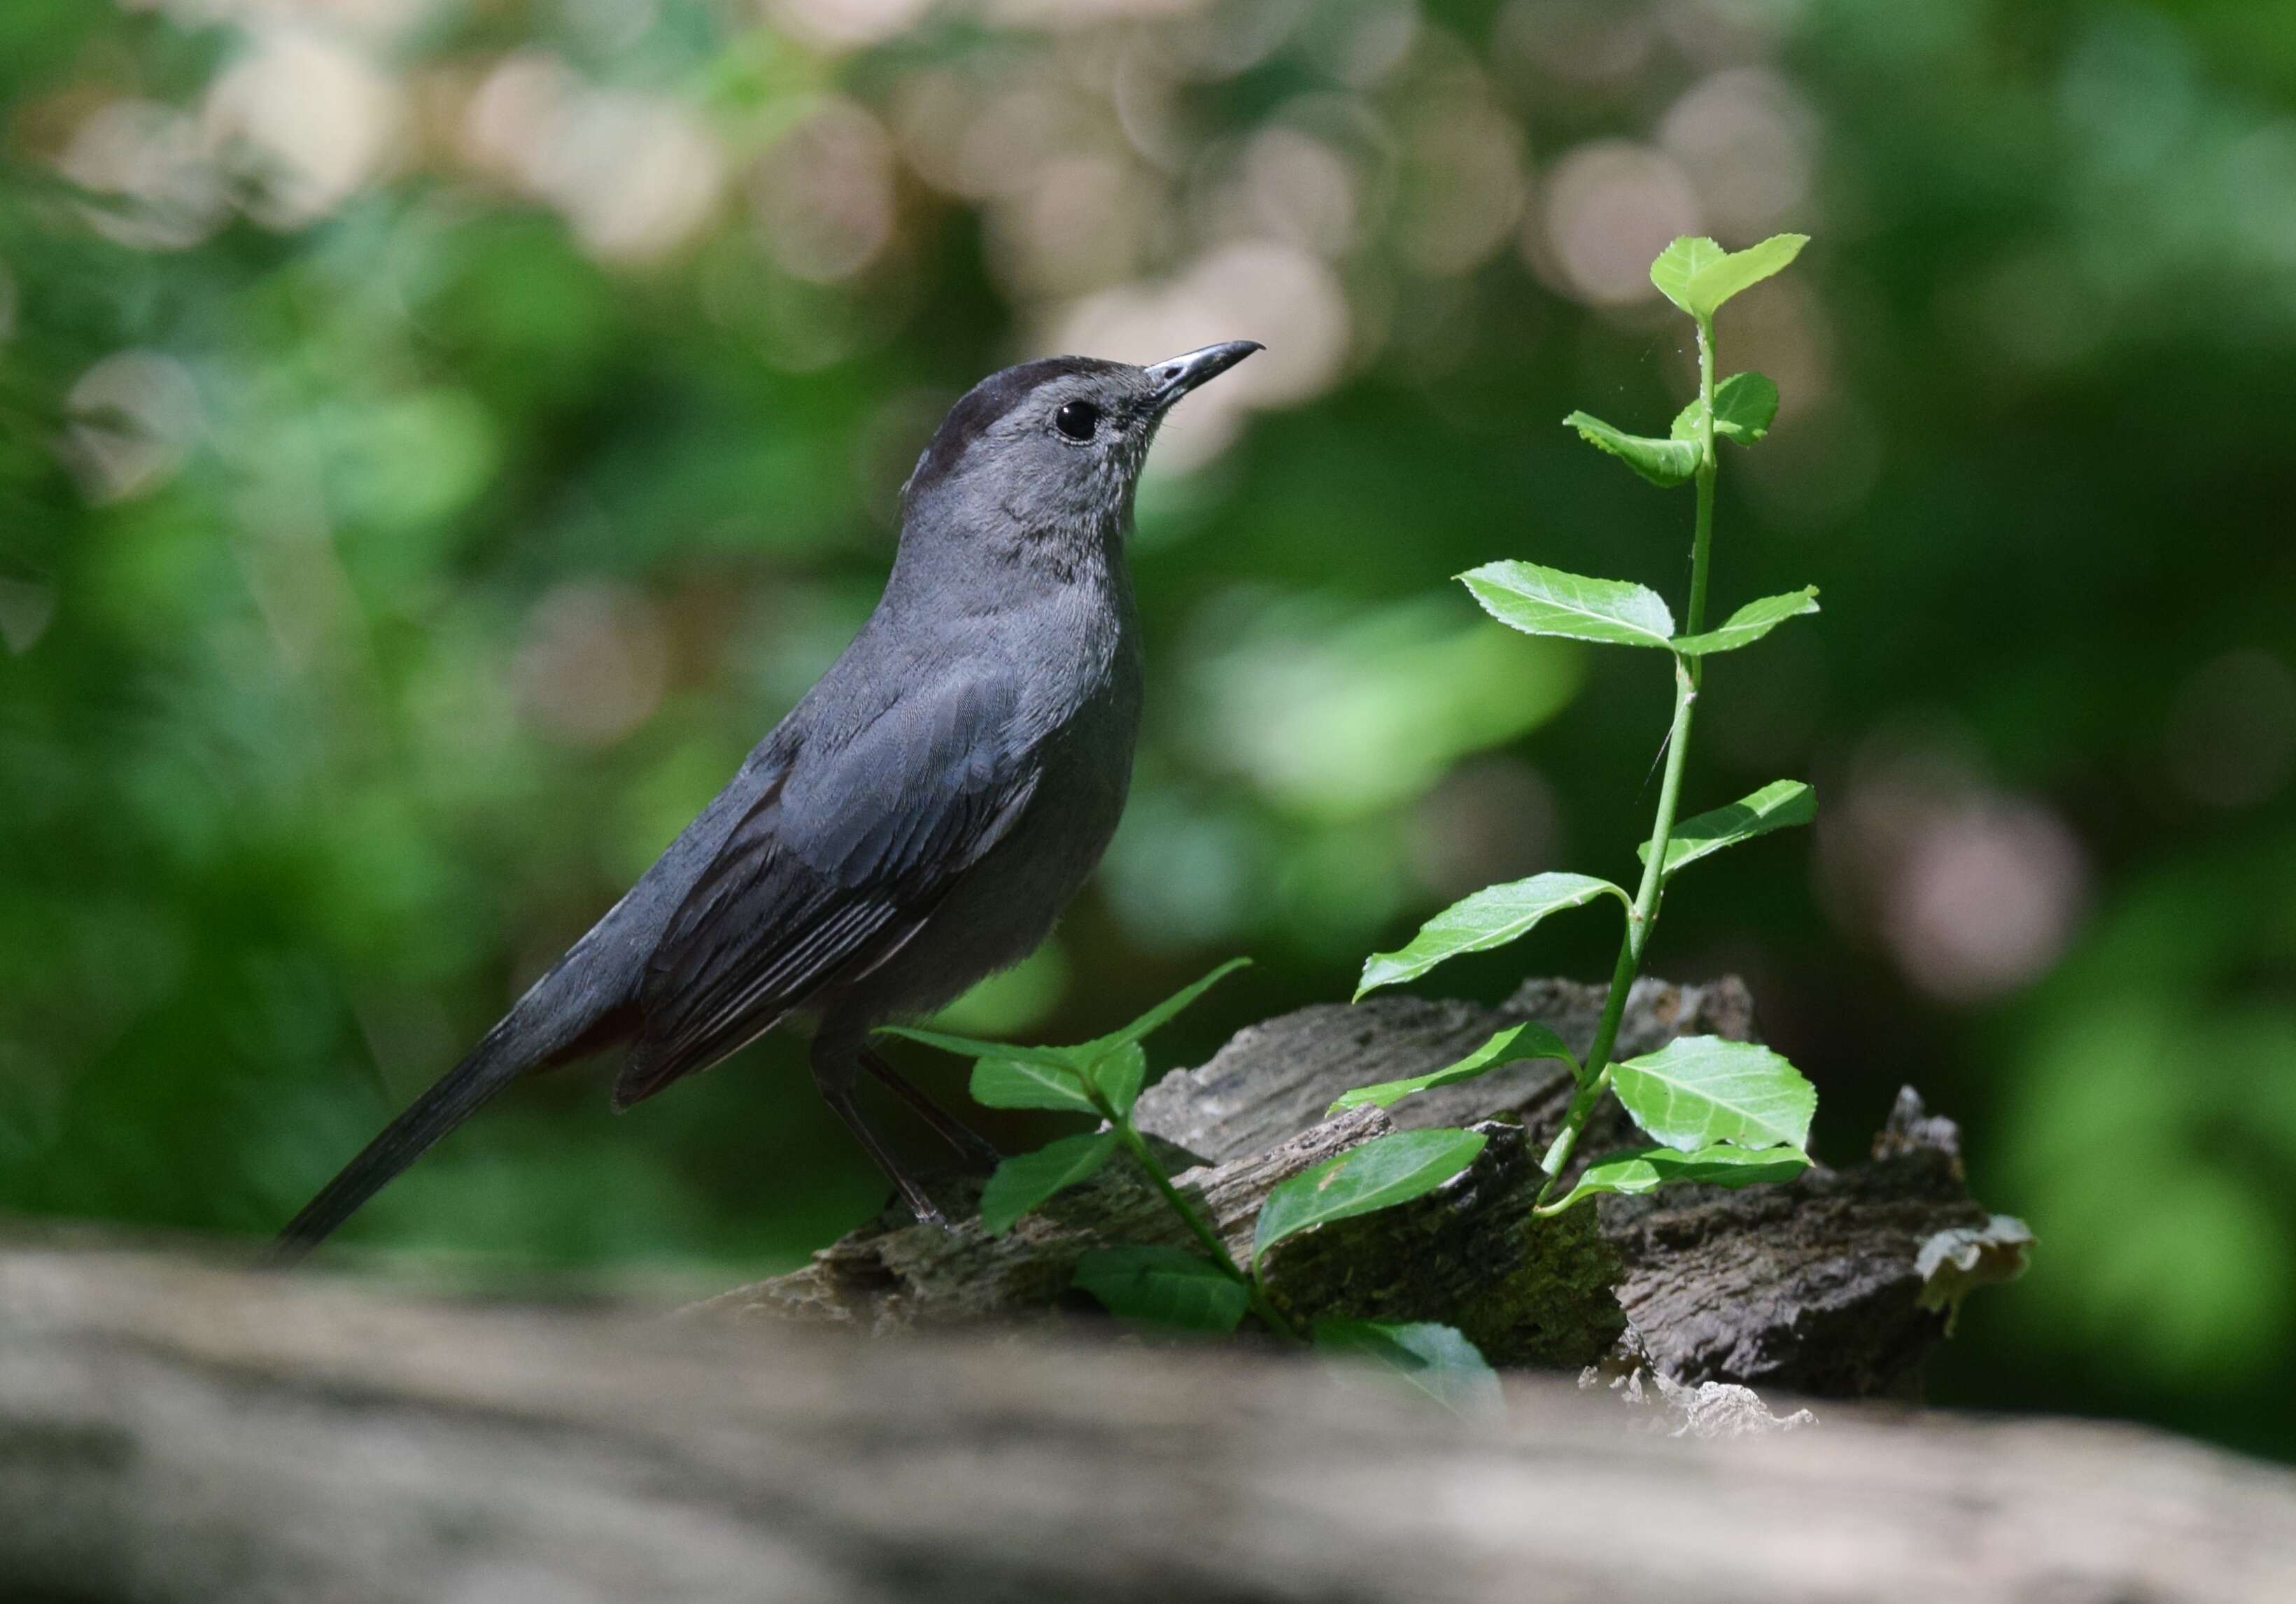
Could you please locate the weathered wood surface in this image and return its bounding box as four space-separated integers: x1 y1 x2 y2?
3 1242 2293 1604
707 1103 1628 1369
723 978 1992 1395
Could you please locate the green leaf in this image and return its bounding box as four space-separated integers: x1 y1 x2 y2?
1649 236 1728 316
1253 1127 1488 1267
1609 1036 1817 1154
1313 1319 1503 1414
1544 1143 1812 1212
1073 1245 1249 1333
1670 372 1780 446
878 1025 1077 1070
1638 780 1815 878
892 957 1248 1120
1091 957 1251 1054
1563 411 1698 488
1686 233 1808 314
1329 1022 1578 1113
969 1054 1097 1115
1460 561 1675 649
1670 587 1819 656
978 1131 1118 1235
1091 1042 1150 1120
1651 233 1808 320
1713 371 1782 440
1356 872 1627 997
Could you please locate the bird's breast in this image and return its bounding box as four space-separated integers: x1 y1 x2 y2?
1002 566 1140 734
1000 573 1143 829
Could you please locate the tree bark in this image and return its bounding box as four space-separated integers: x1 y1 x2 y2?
720 978 1999 1395
2 1239 2290 1604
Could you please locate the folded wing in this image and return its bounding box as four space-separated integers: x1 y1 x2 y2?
617 671 1037 1104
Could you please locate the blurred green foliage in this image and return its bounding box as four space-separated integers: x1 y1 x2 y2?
1 0 2293 1459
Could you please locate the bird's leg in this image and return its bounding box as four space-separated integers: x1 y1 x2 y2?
811 1039 948 1227
859 1046 1003 1172
823 1085 948 1228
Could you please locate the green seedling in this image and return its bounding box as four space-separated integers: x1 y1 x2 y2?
1346 234 1824 1214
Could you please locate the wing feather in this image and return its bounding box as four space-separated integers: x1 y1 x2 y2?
617 673 1034 1104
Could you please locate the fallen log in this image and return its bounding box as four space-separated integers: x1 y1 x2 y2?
718 977 2001 1395
1 1241 2290 1604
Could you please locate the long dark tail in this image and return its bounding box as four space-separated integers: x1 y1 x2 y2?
272 1025 534 1262
275 950 638 1262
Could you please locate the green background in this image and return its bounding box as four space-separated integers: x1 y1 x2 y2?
3 0 2293 1459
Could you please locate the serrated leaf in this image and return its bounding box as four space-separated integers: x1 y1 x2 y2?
1460 561 1675 649
1673 372 1782 446
1253 1127 1488 1267
1314 1319 1503 1415
1651 233 1808 320
1356 872 1628 997
1090 957 1251 1055
1544 1143 1812 1212
1563 411 1698 488
1073 1245 1249 1333
1670 587 1819 656
1713 372 1781 440
1638 780 1815 878
1650 236 1729 316
970 1054 1097 1115
1610 1036 1816 1154
1686 234 1808 315
978 1131 1118 1235
1330 1022 1578 1114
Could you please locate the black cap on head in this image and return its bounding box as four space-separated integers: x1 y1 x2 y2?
903 344 1260 505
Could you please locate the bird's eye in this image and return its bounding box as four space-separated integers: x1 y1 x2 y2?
1055 400 1101 442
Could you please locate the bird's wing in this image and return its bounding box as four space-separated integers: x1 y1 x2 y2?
617 670 1036 1104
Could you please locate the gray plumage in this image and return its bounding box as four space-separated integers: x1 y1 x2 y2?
277 341 1259 1255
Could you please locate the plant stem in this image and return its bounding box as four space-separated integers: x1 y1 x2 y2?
1536 315 1721 1206
1099 1100 1304 1342
1686 314 1718 678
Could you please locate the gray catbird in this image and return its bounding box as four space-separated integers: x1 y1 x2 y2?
276 342 1260 1255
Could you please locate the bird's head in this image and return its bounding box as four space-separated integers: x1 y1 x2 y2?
899 342 1262 551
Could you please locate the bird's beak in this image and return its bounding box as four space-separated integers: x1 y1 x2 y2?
1147 341 1263 411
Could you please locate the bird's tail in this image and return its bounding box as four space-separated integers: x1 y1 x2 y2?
274 953 635 1262
272 1022 535 1263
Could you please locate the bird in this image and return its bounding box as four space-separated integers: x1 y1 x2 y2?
276 340 1262 1258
